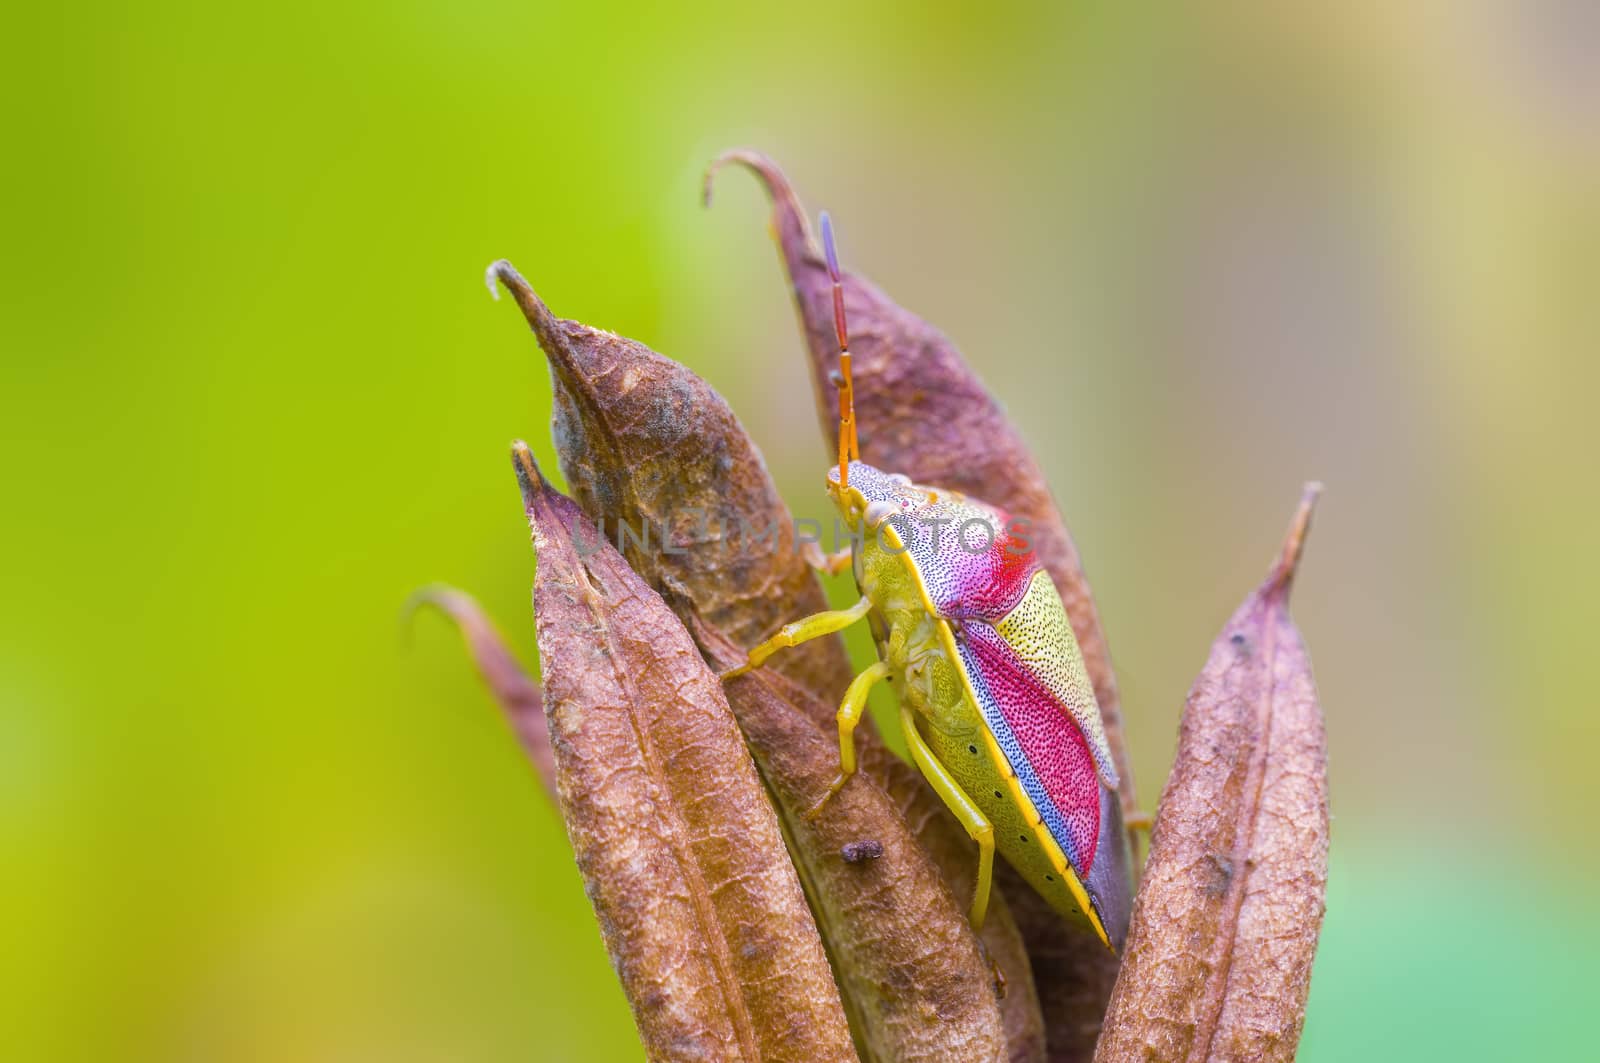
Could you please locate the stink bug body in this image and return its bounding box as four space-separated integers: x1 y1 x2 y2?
726 214 1129 950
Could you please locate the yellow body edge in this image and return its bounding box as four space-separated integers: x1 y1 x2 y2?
934 617 1110 948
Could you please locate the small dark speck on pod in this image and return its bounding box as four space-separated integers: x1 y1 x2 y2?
1206 852 1234 896
840 840 884 864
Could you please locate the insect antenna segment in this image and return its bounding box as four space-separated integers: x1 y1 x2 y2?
820 212 858 490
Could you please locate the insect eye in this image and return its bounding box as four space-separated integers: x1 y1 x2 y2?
864 500 896 528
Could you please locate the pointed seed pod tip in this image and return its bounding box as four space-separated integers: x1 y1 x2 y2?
1271 482 1323 594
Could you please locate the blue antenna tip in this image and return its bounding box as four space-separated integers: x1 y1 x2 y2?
820 211 840 281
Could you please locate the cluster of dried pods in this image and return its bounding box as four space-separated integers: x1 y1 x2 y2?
417 151 1328 1062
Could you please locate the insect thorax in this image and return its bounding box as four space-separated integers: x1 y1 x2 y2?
855 526 979 737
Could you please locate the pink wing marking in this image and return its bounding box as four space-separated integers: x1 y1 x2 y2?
964 620 1100 874
927 506 1039 621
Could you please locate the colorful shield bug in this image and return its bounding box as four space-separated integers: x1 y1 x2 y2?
725 213 1129 950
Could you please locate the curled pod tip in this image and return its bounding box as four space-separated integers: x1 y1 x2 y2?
491 261 853 699
405 583 556 799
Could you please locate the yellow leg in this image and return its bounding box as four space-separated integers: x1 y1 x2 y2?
899 702 995 930
1126 811 1153 833
721 597 872 678
800 542 855 576
807 660 891 818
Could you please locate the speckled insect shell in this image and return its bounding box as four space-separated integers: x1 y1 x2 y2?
831 460 1131 947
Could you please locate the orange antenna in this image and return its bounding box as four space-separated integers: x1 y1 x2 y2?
821 211 858 490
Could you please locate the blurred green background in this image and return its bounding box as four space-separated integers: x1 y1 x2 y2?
4 2 1595 1059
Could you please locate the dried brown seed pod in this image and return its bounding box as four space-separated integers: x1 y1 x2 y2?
865 750 1048 1063
407 584 557 798
488 259 1046 1061
697 618 1009 1063
1095 485 1327 1063
486 258 849 700
996 866 1121 1063
706 151 1133 1059
514 443 855 1063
